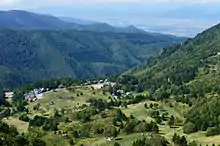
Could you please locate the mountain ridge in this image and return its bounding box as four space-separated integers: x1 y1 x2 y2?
0 28 183 88
0 10 185 38
128 22 220 94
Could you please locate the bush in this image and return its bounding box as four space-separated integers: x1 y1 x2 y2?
42 119 58 131
19 114 29 122
32 138 46 146
29 116 47 127
206 127 220 137
183 122 196 134
104 126 118 138
148 110 160 118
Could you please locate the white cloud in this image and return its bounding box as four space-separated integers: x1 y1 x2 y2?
0 0 23 6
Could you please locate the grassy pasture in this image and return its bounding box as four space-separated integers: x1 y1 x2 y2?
2 117 29 133
26 86 110 117
3 87 220 146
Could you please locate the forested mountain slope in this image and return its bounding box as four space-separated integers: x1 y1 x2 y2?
0 10 78 30
130 23 220 94
125 23 220 135
0 29 182 88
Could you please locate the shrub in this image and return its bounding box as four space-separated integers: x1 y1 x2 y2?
19 114 29 122
183 122 196 134
206 127 220 137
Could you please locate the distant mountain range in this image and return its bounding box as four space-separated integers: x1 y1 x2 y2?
59 17 97 25
0 10 146 34
0 10 185 88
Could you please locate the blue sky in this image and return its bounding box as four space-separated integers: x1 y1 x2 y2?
0 0 220 37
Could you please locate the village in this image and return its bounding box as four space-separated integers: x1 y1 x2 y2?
86 79 134 100
5 84 64 102
5 78 134 103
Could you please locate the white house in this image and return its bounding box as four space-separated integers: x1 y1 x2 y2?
5 92 14 98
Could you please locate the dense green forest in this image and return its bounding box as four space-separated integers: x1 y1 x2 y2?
130 24 220 93
120 23 220 136
0 28 182 88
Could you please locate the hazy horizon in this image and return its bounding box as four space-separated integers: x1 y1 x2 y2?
0 0 220 37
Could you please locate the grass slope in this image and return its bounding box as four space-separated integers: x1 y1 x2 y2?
4 85 220 145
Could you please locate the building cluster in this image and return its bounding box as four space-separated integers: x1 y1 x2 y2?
85 79 108 85
112 90 133 100
24 84 66 102
24 88 48 102
5 92 14 98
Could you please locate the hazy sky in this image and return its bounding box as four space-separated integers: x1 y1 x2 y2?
0 0 220 37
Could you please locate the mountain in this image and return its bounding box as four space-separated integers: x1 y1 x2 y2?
79 23 146 33
59 17 97 25
128 23 220 97
0 10 80 29
121 23 220 135
0 10 147 34
129 23 220 93
0 28 183 88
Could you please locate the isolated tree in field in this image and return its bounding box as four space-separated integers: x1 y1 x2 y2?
150 103 154 108
168 115 175 127
149 110 160 118
172 133 179 144
104 126 118 138
180 136 188 146
73 131 79 138
69 139 75 146
115 109 127 121
150 121 159 133
156 116 162 124
19 114 29 122
153 103 159 108
172 133 187 146
162 112 168 121
144 103 148 109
